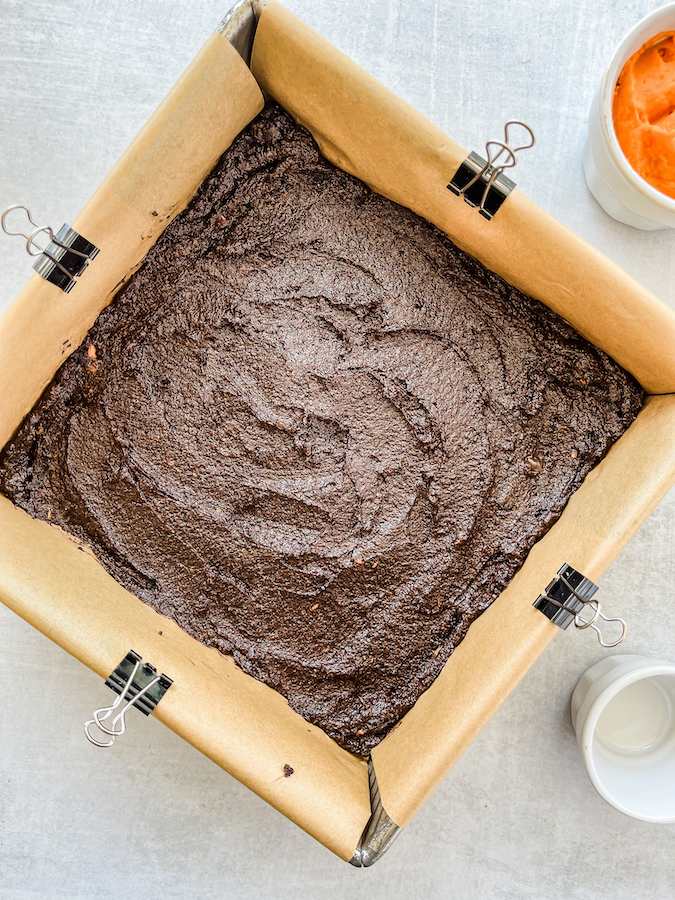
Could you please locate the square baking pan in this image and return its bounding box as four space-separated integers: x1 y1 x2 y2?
1 0 675 865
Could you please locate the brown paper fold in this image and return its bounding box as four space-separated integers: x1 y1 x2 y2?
1 0 675 859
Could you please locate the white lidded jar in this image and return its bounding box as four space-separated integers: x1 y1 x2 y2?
584 3 675 230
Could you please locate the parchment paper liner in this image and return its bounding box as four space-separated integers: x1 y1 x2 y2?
1 1 674 859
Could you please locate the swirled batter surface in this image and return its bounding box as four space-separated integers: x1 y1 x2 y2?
0 104 643 755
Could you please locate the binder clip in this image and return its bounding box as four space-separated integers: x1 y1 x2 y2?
85 650 173 748
448 121 535 220
533 563 627 648
1 204 99 293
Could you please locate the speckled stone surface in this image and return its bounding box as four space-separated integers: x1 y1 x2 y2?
0 1 674 897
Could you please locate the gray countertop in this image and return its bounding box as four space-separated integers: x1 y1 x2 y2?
1 1 674 897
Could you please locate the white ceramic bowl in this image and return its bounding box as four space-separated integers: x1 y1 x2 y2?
583 4 675 230
571 655 675 822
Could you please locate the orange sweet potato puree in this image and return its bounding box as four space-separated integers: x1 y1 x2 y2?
613 31 675 199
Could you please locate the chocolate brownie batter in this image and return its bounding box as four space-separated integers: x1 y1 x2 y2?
0 104 643 755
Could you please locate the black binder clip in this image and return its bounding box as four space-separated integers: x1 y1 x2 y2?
84 650 173 748
1 204 99 293
448 121 535 220
533 563 627 648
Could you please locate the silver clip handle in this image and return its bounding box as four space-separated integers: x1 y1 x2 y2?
84 660 161 748
476 122 535 214
573 599 627 649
